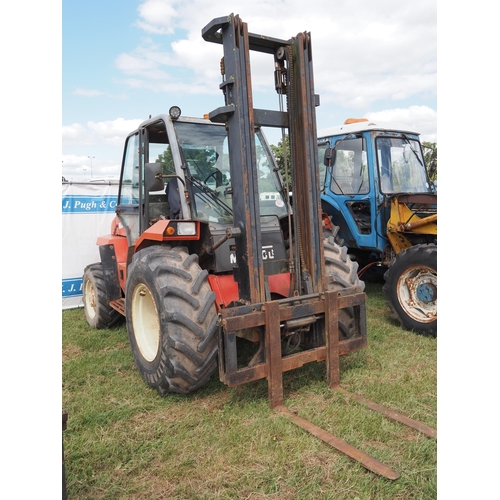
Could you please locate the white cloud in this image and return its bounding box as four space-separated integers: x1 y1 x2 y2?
62 118 143 147
318 72 437 109
88 118 144 145
62 123 93 146
122 0 436 113
73 88 105 97
366 105 437 143
63 0 437 171
114 35 222 94
73 87 129 100
135 0 179 35
115 48 174 80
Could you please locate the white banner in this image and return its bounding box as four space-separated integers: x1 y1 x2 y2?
62 182 120 309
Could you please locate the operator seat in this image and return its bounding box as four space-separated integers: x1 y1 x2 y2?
165 178 182 219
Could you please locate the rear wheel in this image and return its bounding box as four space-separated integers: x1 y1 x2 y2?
125 245 218 395
383 244 437 336
323 236 365 340
83 263 123 329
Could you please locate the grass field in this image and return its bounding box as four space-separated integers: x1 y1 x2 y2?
62 282 437 499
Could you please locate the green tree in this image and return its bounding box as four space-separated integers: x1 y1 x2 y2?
156 146 175 176
270 134 292 190
156 146 219 180
422 142 437 181
182 147 218 180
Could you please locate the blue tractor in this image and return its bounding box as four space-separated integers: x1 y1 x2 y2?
318 118 437 336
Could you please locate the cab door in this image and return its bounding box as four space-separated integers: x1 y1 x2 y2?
319 135 377 249
116 127 150 245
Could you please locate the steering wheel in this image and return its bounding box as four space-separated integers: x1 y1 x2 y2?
203 170 219 184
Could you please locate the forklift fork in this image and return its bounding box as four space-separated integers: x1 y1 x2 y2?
218 289 403 480
219 289 436 480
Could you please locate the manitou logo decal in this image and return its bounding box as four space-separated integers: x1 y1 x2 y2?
229 245 275 264
262 245 275 260
62 195 118 213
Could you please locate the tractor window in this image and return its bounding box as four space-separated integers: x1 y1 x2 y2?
119 133 140 204
173 121 287 224
318 143 329 191
174 121 233 223
255 130 288 219
376 137 431 194
329 137 369 195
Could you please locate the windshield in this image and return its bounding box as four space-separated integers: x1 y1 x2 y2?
376 136 431 194
174 121 288 224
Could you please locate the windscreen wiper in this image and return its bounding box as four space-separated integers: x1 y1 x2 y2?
189 175 233 216
401 133 424 167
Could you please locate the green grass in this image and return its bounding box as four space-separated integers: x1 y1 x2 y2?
62 282 437 499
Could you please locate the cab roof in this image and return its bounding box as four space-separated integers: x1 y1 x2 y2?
318 119 420 139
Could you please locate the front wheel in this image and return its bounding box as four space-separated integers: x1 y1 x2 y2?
323 236 365 340
83 263 123 329
383 244 437 336
125 245 218 395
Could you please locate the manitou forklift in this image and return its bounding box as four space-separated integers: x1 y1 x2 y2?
83 13 435 479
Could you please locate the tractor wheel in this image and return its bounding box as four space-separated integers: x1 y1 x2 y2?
383 243 437 336
324 236 365 340
83 263 123 329
125 245 218 395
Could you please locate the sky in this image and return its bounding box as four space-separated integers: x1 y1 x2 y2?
61 0 438 182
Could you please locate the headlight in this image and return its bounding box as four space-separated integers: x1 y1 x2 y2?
176 222 196 235
169 106 181 120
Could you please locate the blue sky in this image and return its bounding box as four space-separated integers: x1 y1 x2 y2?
61 0 437 181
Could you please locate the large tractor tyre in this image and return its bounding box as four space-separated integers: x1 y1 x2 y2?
125 245 219 395
83 263 123 329
324 236 365 340
383 243 437 337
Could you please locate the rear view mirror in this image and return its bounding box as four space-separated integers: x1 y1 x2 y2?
323 148 336 166
145 163 165 192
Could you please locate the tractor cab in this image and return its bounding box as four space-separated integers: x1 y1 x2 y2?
318 119 435 259
318 118 437 336
116 107 289 278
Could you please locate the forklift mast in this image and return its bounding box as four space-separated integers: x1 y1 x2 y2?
200 13 367 406
202 14 325 304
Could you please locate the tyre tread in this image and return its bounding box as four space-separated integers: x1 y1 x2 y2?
323 236 365 340
83 263 123 329
383 243 437 336
126 246 218 395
